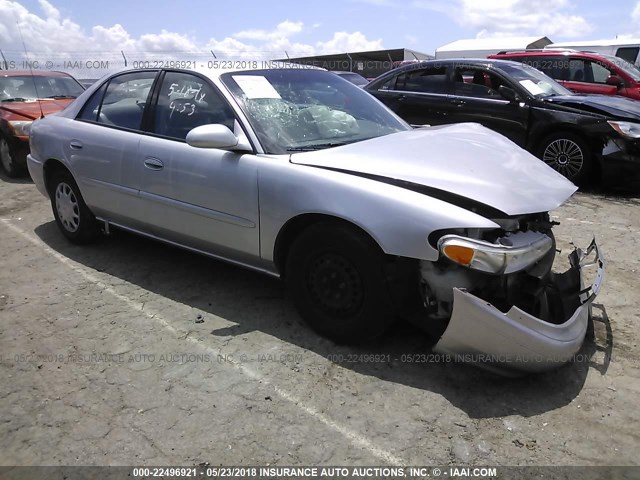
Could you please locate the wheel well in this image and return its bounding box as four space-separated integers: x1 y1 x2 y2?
43 159 71 197
529 126 604 180
529 126 600 156
273 214 383 276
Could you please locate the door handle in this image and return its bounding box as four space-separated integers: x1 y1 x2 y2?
450 99 466 106
397 95 406 102
144 157 164 171
70 140 83 150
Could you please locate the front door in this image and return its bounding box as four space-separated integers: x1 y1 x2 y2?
449 67 530 147
137 70 260 263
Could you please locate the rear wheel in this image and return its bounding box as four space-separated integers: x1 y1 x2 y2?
0 135 24 178
537 132 592 184
285 222 395 343
50 169 100 244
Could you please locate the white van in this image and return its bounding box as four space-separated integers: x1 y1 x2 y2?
546 39 640 64
435 36 551 59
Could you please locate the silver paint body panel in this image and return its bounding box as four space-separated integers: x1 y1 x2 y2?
26 67 603 374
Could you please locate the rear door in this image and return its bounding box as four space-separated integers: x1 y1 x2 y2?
70 70 159 227
368 65 454 126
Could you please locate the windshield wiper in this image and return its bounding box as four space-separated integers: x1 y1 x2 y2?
44 95 76 99
286 142 350 152
1 97 29 102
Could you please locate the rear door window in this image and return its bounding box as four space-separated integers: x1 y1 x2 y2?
395 67 449 94
91 71 158 131
568 59 587 82
508 56 570 81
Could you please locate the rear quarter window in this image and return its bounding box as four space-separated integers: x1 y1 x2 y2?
615 47 640 64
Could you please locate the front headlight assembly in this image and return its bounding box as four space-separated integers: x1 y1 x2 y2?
438 230 553 275
8 120 33 136
608 120 640 139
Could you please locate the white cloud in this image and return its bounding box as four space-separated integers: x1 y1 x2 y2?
316 31 384 54
413 0 593 39
0 0 384 69
0 0 196 56
634 1 640 23
37 0 60 21
234 20 304 41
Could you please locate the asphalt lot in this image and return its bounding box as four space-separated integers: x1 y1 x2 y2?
0 172 639 468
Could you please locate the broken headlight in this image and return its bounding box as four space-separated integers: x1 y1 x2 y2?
437 230 553 275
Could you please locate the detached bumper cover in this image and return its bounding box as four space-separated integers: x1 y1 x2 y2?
434 239 605 374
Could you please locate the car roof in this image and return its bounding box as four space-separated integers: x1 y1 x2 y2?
0 70 74 78
388 58 524 73
101 64 325 83
490 50 619 62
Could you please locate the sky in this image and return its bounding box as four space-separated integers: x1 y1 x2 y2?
1 0 640 66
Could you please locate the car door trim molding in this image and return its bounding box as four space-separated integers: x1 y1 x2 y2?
138 190 256 228
380 89 451 98
83 176 255 227
82 177 139 197
451 96 511 105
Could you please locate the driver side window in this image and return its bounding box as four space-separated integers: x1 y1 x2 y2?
454 68 503 99
153 72 235 141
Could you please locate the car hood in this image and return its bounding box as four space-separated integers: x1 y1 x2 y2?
0 98 73 120
290 123 577 216
545 94 640 121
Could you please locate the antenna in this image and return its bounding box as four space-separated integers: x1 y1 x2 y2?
15 19 45 119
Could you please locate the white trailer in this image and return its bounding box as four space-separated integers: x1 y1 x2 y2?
435 36 552 59
546 39 640 64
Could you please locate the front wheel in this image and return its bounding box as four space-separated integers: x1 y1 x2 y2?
285 222 395 344
536 132 592 184
50 169 100 244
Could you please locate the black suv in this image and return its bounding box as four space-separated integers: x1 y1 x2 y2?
366 59 640 186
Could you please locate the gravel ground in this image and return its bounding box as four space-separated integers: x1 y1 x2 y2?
0 172 639 469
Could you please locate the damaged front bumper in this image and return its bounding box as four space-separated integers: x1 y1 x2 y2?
433 238 605 375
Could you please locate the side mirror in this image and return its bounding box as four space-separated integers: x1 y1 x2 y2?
606 75 624 88
498 85 519 102
186 124 239 149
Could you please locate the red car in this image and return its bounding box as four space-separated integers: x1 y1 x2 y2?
489 50 640 100
1 71 84 177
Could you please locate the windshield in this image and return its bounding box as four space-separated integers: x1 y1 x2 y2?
601 54 640 81
336 72 369 87
498 63 573 98
0 75 84 102
221 69 409 154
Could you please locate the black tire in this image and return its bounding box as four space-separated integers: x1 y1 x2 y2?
0 134 24 178
50 169 100 244
285 222 395 344
536 132 592 184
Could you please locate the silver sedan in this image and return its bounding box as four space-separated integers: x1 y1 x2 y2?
27 66 604 374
